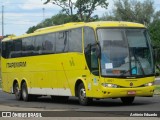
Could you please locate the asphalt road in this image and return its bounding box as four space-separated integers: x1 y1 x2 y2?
0 79 159 118
0 89 160 112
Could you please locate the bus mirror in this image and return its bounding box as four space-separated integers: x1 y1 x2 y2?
95 43 101 59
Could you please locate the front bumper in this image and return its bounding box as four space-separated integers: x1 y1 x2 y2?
98 86 154 98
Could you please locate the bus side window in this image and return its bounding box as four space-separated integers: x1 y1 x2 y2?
84 27 98 75
56 31 68 53
35 35 44 55
22 37 34 56
84 27 96 51
43 33 56 54
2 42 7 58
69 28 82 52
6 41 13 58
11 39 22 58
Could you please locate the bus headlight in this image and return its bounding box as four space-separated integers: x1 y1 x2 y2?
102 83 118 88
144 82 154 86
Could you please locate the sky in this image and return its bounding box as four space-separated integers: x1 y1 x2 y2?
0 0 160 36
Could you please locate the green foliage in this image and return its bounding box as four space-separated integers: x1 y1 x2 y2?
27 0 108 33
75 0 108 21
154 85 160 95
26 14 79 33
149 20 160 47
44 0 108 22
102 0 154 25
101 0 160 64
149 18 160 63
155 85 160 90
44 0 74 15
26 26 37 34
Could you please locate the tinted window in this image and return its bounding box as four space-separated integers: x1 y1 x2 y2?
11 40 22 58
42 33 56 54
84 27 97 75
3 41 13 58
84 27 96 50
35 35 43 55
2 42 6 58
69 28 82 52
56 31 68 53
22 37 34 56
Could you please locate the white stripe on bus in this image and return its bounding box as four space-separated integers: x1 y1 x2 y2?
28 88 72 96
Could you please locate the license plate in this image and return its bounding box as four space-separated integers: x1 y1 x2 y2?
128 91 136 95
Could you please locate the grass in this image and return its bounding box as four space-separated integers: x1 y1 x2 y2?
154 85 160 95
0 80 1 88
155 85 160 90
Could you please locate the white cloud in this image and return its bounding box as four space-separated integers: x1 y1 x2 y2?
1 0 159 36
19 0 60 10
5 12 54 25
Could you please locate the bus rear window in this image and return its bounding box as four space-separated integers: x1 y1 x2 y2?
2 41 13 58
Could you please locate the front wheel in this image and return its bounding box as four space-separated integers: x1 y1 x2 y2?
121 97 135 105
78 83 92 106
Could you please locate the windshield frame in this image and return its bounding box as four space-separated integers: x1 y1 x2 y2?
97 27 155 78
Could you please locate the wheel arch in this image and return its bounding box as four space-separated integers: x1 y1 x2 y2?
21 79 26 89
12 79 20 94
75 79 87 97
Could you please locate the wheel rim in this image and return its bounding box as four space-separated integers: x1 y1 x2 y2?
79 88 86 102
14 84 20 97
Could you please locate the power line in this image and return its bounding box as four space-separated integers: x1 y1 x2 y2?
0 2 45 5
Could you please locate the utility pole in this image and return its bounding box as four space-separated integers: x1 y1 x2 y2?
2 5 4 36
42 8 45 21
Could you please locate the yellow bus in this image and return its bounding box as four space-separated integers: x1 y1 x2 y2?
1 21 155 105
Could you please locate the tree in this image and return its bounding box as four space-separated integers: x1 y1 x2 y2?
26 26 37 34
44 0 108 21
26 13 79 33
150 21 160 45
147 10 160 59
100 0 160 63
27 0 108 33
149 19 160 63
102 0 154 25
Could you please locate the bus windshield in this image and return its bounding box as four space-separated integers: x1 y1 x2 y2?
97 28 154 77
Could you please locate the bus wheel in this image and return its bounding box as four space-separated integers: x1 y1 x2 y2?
78 83 92 106
21 82 30 101
13 82 22 100
120 97 135 105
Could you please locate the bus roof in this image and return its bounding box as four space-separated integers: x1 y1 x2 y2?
2 21 145 41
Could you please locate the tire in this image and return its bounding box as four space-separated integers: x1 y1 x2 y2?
13 82 22 100
121 97 135 105
21 82 31 101
51 96 69 103
78 83 92 106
